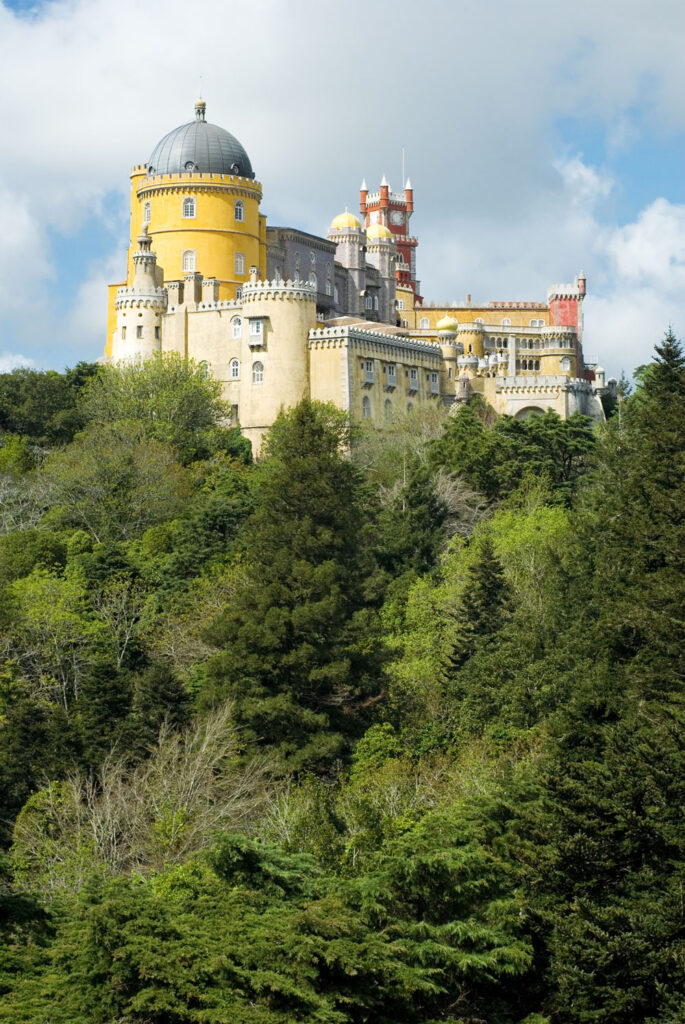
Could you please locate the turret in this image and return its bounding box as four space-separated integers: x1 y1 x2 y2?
112 227 167 362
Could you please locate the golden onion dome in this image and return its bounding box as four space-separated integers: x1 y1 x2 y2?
366 222 393 240
330 210 363 231
437 315 459 333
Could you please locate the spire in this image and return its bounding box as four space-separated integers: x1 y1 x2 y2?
194 98 206 122
381 174 389 187
405 177 412 190
360 178 367 191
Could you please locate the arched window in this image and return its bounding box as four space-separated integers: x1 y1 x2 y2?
475 317 484 324
561 356 571 372
231 316 242 339
534 359 540 371
182 250 196 272
143 201 151 224
252 360 264 383
230 358 240 379
234 200 245 222
384 398 393 421
365 294 373 310
373 295 379 310
182 196 196 218
325 279 332 296
362 395 371 419
309 272 317 288
502 317 511 326
420 317 429 329
198 360 210 379
235 286 243 300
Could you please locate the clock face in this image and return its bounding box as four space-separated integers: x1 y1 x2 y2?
390 210 404 226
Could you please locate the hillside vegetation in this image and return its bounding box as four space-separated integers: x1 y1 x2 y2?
0 340 682 1023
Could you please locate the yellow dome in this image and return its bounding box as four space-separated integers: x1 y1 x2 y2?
366 222 393 240
437 315 459 332
330 210 362 231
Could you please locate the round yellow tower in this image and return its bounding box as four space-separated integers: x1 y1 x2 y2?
107 100 266 355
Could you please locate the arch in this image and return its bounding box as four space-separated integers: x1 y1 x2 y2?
143 201 151 224
309 271 317 288
182 249 196 272
515 405 545 420
362 395 371 419
231 316 242 339
230 358 240 379
234 199 245 222
384 398 393 421
182 196 196 218
501 317 511 327
252 360 264 383
561 356 571 371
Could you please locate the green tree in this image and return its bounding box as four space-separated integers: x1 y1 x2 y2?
0 363 98 445
202 400 383 768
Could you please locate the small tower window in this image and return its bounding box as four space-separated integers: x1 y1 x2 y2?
154 326 160 340
143 201 151 224
420 317 429 329
236 286 243 300
230 358 240 379
136 325 143 339
252 360 264 383
235 252 245 275
231 316 242 339
182 196 196 218
396 299 405 310
121 326 127 339
362 395 371 419
234 200 245 222
182 250 196 272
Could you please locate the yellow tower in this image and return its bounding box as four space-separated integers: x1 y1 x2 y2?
106 100 266 356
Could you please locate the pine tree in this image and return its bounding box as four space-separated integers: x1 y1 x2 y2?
202 400 383 769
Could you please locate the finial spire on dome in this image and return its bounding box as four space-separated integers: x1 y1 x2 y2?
381 174 389 187
194 98 206 122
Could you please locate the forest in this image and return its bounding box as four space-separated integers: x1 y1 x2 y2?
0 335 682 1023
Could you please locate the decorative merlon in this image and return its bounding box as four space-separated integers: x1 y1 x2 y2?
242 278 316 302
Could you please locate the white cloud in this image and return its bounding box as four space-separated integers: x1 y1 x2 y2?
1 0 685 377
0 351 37 372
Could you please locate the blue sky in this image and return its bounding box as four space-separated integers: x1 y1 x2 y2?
1 0 685 380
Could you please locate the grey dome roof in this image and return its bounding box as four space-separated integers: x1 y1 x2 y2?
147 105 254 178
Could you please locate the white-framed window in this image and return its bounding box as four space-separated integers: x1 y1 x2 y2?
230 358 240 379
396 299 405 310
325 279 332 296
430 371 439 393
234 200 245 222
362 395 371 418
363 359 374 384
501 317 511 326
249 318 263 338
530 318 545 327
252 360 264 383
182 249 196 272
143 201 151 224
475 317 484 324
420 317 429 329
182 196 196 218
235 286 242 300
309 271 317 288
385 363 396 386
235 252 245 275
231 316 242 339
136 325 143 339
561 356 571 372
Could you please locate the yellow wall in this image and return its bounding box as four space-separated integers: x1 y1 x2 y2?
409 304 550 330
125 167 265 299
105 282 125 358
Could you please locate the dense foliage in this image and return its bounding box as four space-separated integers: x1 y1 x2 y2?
0 342 682 1023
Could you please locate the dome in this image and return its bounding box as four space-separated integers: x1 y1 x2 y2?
437 315 459 333
366 223 393 240
147 102 254 179
330 210 362 231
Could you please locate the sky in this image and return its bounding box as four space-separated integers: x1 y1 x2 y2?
1 0 685 380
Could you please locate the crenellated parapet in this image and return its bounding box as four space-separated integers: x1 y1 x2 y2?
115 286 167 311
242 278 317 303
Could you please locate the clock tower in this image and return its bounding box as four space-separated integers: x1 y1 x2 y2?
359 176 421 302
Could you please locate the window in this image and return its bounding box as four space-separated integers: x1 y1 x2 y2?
362 395 371 418
408 367 418 391
396 299 405 310
384 398 393 421
121 326 126 339
143 201 151 224
182 196 196 218
420 317 429 328
430 371 439 393
385 363 396 386
154 326 160 340
230 358 240 379
309 271 317 288
182 249 196 272
325 279 332 296
373 296 379 310
235 252 245 275
334 286 339 303
363 359 374 384
401 318 408 327
365 294 373 310
501 317 511 326
136 325 143 339
234 200 245 222
561 356 571 372
235 286 242 300
252 360 264 383
534 359 540 371
249 318 263 338
231 316 242 339
530 318 545 327
475 317 484 324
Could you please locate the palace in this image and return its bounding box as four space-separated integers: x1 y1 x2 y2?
106 100 612 452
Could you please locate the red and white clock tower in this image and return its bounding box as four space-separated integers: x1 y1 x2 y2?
360 176 422 303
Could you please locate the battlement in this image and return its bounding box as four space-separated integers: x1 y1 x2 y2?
309 323 442 358
242 279 317 302
115 286 167 310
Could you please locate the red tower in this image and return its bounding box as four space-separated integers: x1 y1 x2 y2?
360 176 422 302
